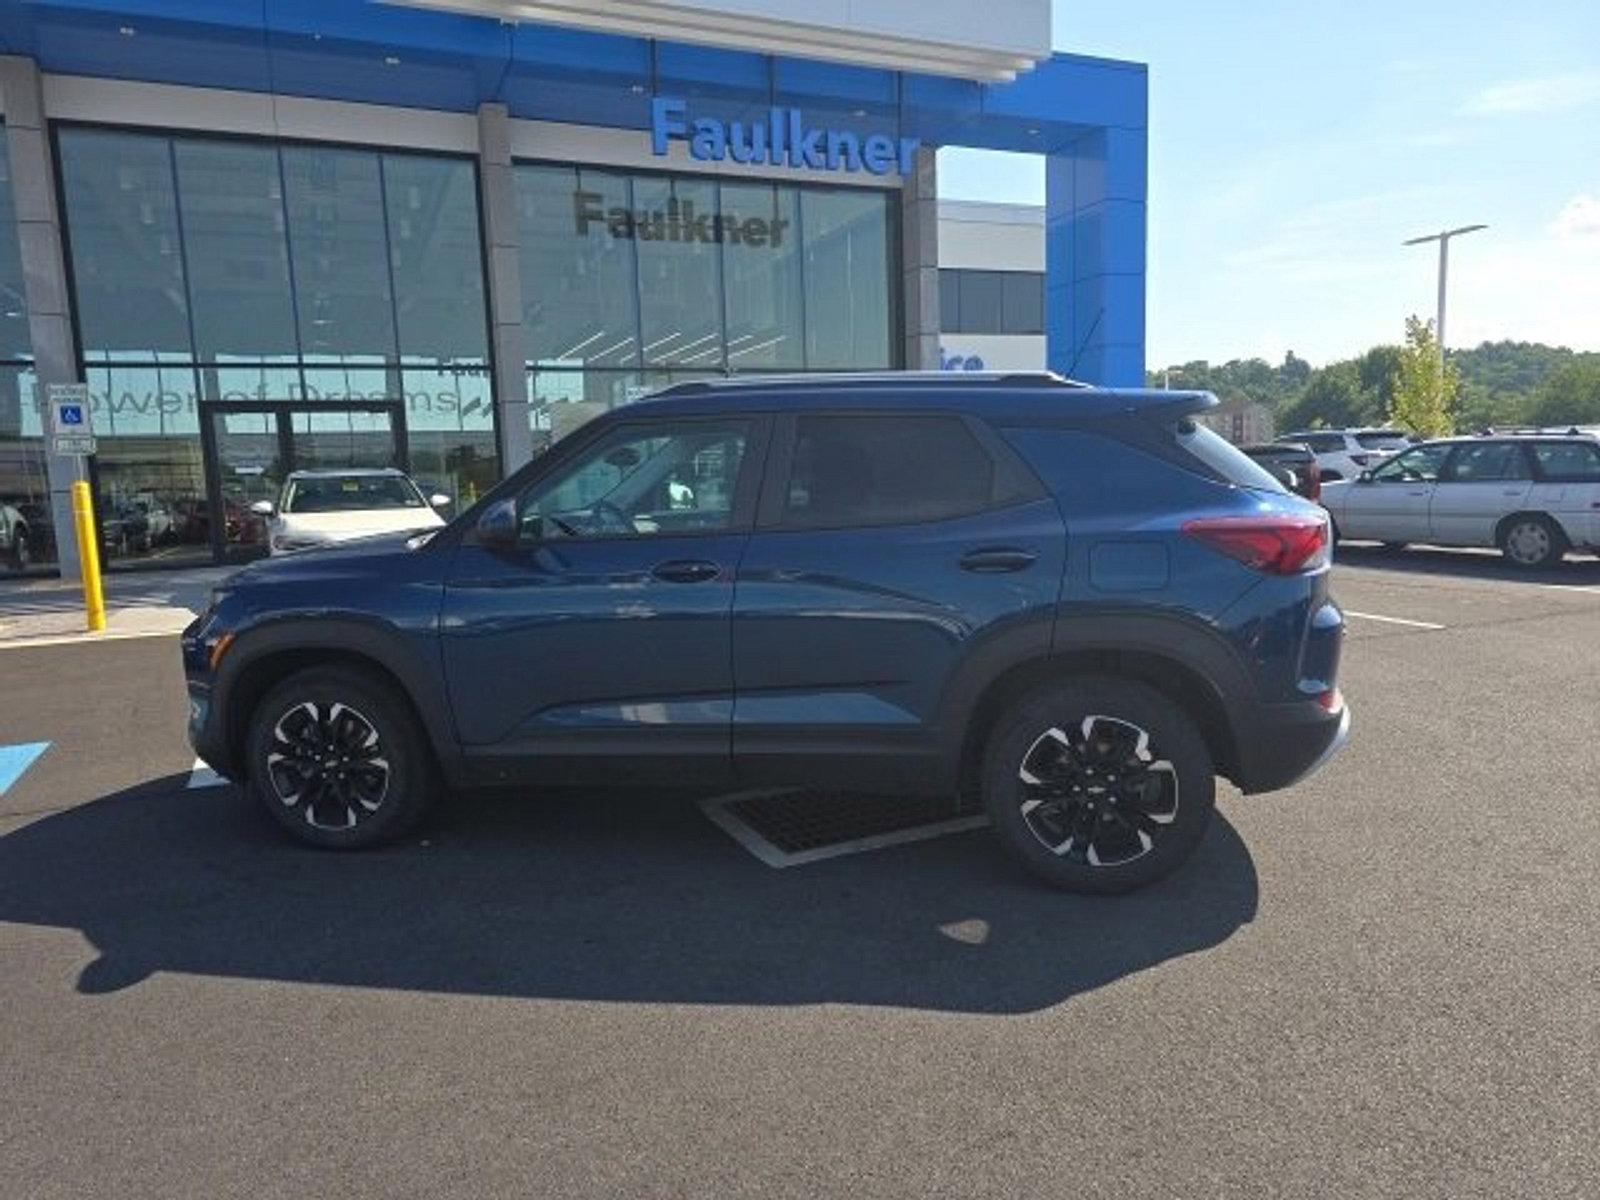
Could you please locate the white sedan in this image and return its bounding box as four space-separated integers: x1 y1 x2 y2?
254 468 450 555
1321 434 1600 567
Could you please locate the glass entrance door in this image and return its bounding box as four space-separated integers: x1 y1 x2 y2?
204 404 405 561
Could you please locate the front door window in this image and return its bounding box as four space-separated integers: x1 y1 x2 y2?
518 422 750 540
1369 443 1451 483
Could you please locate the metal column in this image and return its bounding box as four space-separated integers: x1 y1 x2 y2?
899 144 940 370
476 103 533 474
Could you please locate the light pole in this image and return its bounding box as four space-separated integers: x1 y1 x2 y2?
1403 224 1487 359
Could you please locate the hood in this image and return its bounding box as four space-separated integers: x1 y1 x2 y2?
276 508 444 540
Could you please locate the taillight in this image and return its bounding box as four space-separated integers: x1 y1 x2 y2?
1182 514 1330 574
1305 459 1322 503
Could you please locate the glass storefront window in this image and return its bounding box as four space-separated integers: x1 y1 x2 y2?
173 139 297 362
56 129 191 362
0 131 48 576
56 128 496 567
519 165 641 369
384 155 490 365
721 181 804 370
634 174 724 369
516 163 896 446
801 189 893 370
283 146 397 364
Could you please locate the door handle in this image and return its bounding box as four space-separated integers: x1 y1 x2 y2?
651 559 721 583
1407 489 1429 496
960 547 1038 573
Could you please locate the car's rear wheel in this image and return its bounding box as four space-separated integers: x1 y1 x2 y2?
245 666 436 848
1499 515 1564 569
981 677 1216 893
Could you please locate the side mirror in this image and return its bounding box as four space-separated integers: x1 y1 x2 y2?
1356 470 1373 484
249 500 275 516
429 493 453 510
475 498 518 548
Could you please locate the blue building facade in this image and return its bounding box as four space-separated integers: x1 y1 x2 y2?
0 0 1146 574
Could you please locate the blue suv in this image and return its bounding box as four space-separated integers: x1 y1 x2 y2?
183 374 1348 892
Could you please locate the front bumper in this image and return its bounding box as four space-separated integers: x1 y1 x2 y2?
1232 696 1350 794
181 614 237 781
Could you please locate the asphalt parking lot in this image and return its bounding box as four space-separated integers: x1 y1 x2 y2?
2 548 1597 1199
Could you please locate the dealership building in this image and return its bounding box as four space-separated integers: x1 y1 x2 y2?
0 0 1148 577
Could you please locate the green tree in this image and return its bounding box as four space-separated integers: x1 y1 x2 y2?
1528 359 1600 425
1388 316 1457 437
1280 361 1380 430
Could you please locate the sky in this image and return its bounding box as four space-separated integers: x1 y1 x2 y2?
937 0 1600 369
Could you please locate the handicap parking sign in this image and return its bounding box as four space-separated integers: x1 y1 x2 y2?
46 383 96 456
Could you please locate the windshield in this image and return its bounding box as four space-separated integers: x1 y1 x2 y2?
282 475 425 514
1173 420 1287 492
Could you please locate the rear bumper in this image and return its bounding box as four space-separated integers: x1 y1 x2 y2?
1232 697 1350 794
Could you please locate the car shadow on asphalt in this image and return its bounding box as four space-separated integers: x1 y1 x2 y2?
0 779 1258 1014
1335 542 1600 585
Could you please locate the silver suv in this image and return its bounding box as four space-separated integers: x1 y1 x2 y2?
1277 429 1412 481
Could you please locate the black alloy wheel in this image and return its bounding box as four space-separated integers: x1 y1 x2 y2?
247 666 436 849
1015 715 1179 868
983 677 1216 893
265 700 392 832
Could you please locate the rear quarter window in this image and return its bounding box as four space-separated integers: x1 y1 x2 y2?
1532 442 1600 482
1172 421 1287 492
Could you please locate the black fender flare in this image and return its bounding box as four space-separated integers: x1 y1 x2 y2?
212 615 463 784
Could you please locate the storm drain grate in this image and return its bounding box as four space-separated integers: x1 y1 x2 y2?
699 788 988 868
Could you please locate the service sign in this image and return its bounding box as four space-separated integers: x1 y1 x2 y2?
47 382 97 457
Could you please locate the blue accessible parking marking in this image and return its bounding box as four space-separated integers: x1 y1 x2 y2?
0 742 51 796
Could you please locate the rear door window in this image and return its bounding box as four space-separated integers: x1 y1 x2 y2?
781 414 1020 529
1444 442 1531 482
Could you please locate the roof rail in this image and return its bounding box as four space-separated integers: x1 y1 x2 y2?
648 370 1091 397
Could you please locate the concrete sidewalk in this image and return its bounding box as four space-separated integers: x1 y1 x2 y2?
0 566 233 647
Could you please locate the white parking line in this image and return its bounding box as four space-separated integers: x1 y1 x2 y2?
187 758 226 789
1344 610 1446 631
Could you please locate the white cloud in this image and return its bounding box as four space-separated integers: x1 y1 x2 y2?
1461 73 1600 115
1550 194 1600 245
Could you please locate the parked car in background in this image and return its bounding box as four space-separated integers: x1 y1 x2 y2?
0 497 31 569
103 500 152 557
184 375 1347 895
1321 432 1600 567
1277 428 1413 481
1240 442 1321 501
254 468 450 556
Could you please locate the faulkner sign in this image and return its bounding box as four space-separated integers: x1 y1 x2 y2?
649 97 920 176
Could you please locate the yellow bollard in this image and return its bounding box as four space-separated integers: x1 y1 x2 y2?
70 479 106 633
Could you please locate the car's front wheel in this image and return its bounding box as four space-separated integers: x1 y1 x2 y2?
1499 514 1564 569
245 665 437 848
982 677 1216 893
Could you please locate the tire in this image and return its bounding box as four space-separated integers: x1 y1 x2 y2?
981 676 1216 894
245 666 437 849
9 527 28 570
1499 514 1564 569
